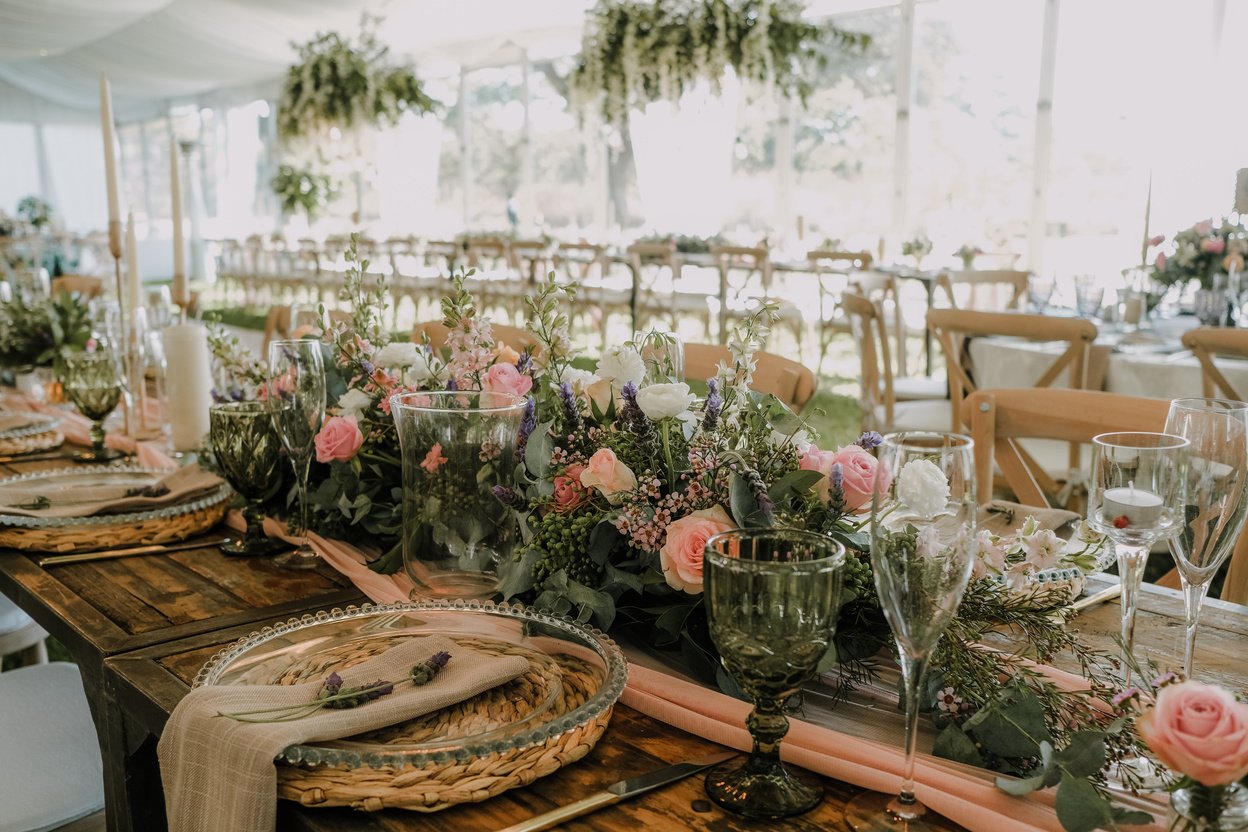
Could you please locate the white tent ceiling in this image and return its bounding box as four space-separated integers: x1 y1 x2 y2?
0 0 591 123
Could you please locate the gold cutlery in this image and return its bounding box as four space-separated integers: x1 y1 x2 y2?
1070 583 1122 614
38 537 234 567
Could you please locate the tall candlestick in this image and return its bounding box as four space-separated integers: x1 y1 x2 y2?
99 74 122 260
1141 172 1153 267
171 137 187 308
126 212 142 314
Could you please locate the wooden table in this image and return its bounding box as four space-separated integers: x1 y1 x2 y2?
0 451 366 832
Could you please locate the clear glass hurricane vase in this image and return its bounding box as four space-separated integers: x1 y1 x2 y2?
1164 399 1248 679
266 339 326 570
389 391 528 601
702 528 845 820
1169 783 1248 832
1087 432 1189 687
846 432 976 832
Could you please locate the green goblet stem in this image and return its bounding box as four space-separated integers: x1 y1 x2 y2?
90 421 107 455
745 700 790 773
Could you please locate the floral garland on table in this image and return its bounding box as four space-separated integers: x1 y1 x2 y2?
1150 218 1248 291
277 17 435 141
570 0 869 125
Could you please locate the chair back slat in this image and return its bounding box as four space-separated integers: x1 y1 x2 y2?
1183 327 1248 400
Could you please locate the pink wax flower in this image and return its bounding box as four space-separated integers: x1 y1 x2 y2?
483 363 533 397
420 442 449 474
314 415 363 463
1138 680 1248 787
1155 252 1167 270
659 505 735 594
1147 234 1166 247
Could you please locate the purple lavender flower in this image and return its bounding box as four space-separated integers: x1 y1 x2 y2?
491 485 520 507
619 381 652 437
830 462 844 491
516 352 532 374
410 651 453 685
428 651 451 669
229 387 245 402
360 359 375 376
446 378 458 391
856 431 883 450
322 672 343 697
703 379 721 431
516 397 537 461
828 462 847 513
559 382 583 432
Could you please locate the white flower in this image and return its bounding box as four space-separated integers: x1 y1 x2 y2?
1020 528 1064 571
1004 561 1035 591
636 382 697 421
374 342 421 368
556 367 598 395
915 525 943 559
896 459 949 519
596 345 646 386
973 530 1006 579
402 353 436 385
771 428 812 453
336 388 373 420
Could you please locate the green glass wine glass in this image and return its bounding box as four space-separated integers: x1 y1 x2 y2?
703 527 846 820
60 347 125 463
208 401 285 557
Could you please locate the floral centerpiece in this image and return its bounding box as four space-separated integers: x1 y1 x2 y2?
954 243 982 270
901 233 933 268
1150 219 1248 291
570 0 869 125
277 16 435 141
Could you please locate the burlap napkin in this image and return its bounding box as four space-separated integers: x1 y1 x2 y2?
977 499 1079 537
0 464 223 518
158 635 529 832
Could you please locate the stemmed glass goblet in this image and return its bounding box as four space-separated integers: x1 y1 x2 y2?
208 401 285 557
846 431 976 832
60 346 125 463
266 339 326 570
703 528 846 820
1163 399 1248 678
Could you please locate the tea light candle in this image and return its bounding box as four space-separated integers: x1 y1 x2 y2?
162 324 212 452
1102 481 1163 528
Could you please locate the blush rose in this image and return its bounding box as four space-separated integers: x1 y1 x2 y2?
483 363 533 397
1138 680 1248 787
579 448 637 503
659 505 735 594
552 464 587 512
800 444 891 511
314 415 363 463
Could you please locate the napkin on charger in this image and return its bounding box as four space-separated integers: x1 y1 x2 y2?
158 636 529 832
0 464 223 518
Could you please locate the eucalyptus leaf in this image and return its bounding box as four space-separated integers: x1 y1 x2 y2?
1054 773 1115 832
963 684 1050 758
524 419 555 478
1053 732 1107 779
933 724 985 769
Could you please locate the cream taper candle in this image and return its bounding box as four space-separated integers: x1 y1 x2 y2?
125 211 142 313
162 323 213 452
99 74 120 256
171 137 187 308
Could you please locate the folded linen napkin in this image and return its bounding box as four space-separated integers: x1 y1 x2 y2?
158 635 529 832
0 412 40 433
0 464 223 518
977 499 1078 537
0 393 175 469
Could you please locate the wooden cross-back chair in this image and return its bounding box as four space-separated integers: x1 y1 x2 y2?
841 293 949 432
49 275 103 299
1183 327 1248 400
806 249 875 353
712 244 803 356
963 388 1248 605
507 240 553 284
627 240 713 339
554 242 629 350
935 269 1030 310
683 342 817 413
414 320 539 355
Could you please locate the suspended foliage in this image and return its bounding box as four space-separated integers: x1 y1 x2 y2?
571 0 870 125
270 164 338 221
277 17 436 141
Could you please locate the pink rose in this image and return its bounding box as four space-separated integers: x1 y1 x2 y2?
483 363 533 397
1194 220 1214 237
800 444 892 512
1138 680 1248 786
659 505 735 594
420 442 448 474
1201 237 1226 254
552 464 587 512
579 448 637 503
314 415 363 463
1155 252 1167 270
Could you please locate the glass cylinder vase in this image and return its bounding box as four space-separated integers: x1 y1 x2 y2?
390 390 528 601
1169 784 1248 832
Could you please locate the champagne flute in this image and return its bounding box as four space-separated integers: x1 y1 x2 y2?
703 528 845 819
1164 399 1248 678
60 346 125 463
1088 432 1188 687
266 339 325 570
846 432 976 832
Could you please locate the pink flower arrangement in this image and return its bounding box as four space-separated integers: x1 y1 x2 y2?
800 443 891 511
659 505 735 594
314 416 364 463
1138 680 1248 787
483 363 534 397
579 448 637 503
552 464 587 512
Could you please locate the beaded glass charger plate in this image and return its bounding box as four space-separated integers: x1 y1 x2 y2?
0 466 231 552
0 412 59 440
194 601 628 812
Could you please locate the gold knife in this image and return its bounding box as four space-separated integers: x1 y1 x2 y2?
1071 584 1122 614
495 751 736 832
37 537 232 567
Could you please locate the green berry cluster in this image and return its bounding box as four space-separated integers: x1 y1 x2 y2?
524 510 603 587
840 549 874 604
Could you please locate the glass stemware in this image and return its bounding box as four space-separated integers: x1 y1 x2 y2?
1074 274 1105 319
208 401 286 557
266 339 326 570
631 329 685 383
1088 432 1189 686
846 431 976 832
1164 399 1248 678
702 528 846 820
60 347 125 463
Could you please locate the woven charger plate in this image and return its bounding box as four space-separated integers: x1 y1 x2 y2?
194 602 628 813
0 429 63 456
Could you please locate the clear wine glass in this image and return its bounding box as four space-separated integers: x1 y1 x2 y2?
266 339 326 570
1088 432 1188 685
1164 399 1248 678
845 432 976 832
703 528 846 819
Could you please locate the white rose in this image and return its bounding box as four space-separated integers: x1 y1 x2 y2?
374 342 420 368
336 388 373 420
556 367 598 395
636 382 697 421
402 352 436 385
896 458 949 519
596 345 646 386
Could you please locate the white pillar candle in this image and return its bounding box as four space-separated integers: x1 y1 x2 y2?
171 137 187 308
99 75 120 250
162 323 213 452
125 212 142 314
1102 481 1163 528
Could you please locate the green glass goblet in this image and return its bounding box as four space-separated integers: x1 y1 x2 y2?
60 348 125 463
208 401 285 557
703 528 846 820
